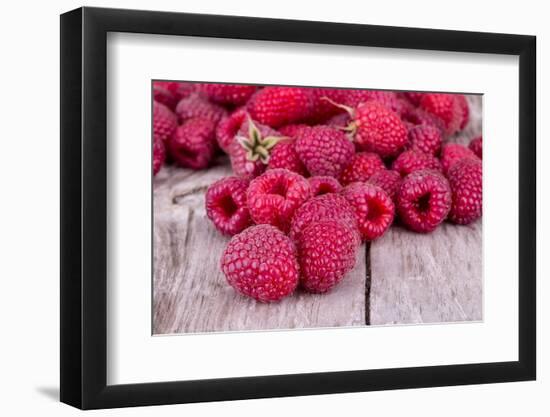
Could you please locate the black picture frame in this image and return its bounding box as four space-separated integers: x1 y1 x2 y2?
60 6 536 410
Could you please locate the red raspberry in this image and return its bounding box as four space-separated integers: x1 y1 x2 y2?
456 95 470 130
295 125 355 177
308 176 342 196
397 169 452 233
196 83 257 106
278 123 310 138
440 143 479 174
153 135 166 176
216 108 247 153
392 97 416 117
205 176 251 235
153 101 177 141
247 87 313 128
447 159 482 225
267 139 307 176
306 88 347 123
153 84 178 109
297 219 360 293
175 93 227 124
364 91 413 116
344 90 403 113
167 117 216 169
407 124 442 156
392 149 441 177
366 169 402 202
221 225 299 302
228 118 284 179
402 91 426 106
401 107 446 134
289 193 357 242
348 101 408 158
154 81 195 100
469 136 482 159
339 152 385 186
342 182 395 241
246 169 312 233
419 93 462 136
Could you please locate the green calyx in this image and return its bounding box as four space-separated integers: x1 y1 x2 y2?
236 117 287 164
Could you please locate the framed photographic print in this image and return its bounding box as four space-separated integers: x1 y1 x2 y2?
60 6 536 410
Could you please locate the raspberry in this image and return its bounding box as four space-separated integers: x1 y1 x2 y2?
456 95 470 130
366 169 402 202
278 123 310 138
154 81 195 100
196 83 257 106
353 90 413 117
469 136 482 159
419 93 462 136
295 125 355 177
344 90 402 112
205 176 251 235
306 88 347 123
175 93 227 124
289 193 358 242
153 135 166 176
221 225 299 302
339 152 385 186
228 118 283 179
348 100 408 158
440 143 479 174
153 84 178 109
391 149 441 177
402 91 426 106
447 159 482 225
153 101 177 141
216 107 247 153
247 169 312 233
297 220 360 293
407 124 442 156
308 176 342 196
396 169 452 233
342 182 395 241
247 87 313 128
401 107 446 134
167 117 216 169
267 139 307 176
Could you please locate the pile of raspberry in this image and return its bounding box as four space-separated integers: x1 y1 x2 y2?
153 83 483 303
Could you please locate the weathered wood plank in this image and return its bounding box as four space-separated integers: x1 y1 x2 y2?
369 222 482 325
369 95 483 325
153 160 366 334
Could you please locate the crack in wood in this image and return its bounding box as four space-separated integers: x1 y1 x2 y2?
172 186 209 205
365 241 371 326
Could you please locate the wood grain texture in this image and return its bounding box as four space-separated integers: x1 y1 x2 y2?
153 95 483 334
369 222 482 325
369 95 483 325
153 159 366 334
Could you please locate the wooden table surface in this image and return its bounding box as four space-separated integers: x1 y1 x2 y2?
153 96 482 335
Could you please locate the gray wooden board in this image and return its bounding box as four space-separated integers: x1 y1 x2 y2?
369 222 482 325
153 95 483 334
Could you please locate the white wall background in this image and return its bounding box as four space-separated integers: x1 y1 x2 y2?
0 0 545 415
